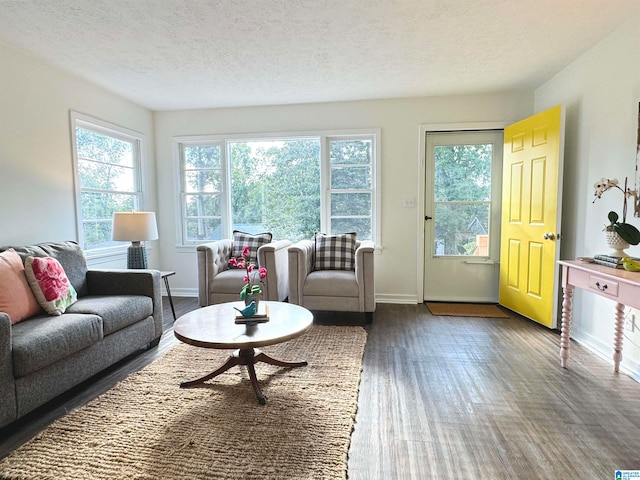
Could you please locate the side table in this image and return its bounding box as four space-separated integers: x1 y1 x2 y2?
160 271 176 321
558 260 640 372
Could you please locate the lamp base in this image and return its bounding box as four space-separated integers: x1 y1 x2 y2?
127 241 148 269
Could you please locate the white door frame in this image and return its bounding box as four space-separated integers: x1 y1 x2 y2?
417 122 507 303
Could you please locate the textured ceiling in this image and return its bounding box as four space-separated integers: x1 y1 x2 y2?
1 0 639 111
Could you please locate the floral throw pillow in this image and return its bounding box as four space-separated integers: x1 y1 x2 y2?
24 256 78 315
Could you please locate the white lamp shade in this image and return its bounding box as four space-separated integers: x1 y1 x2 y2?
112 212 158 242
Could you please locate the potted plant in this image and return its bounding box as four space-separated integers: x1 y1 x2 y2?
593 177 640 252
229 247 267 305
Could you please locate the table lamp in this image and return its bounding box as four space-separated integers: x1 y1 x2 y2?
112 212 158 269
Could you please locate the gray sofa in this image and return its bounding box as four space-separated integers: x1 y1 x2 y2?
0 241 163 429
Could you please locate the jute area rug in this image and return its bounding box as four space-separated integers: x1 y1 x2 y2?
0 325 367 480
426 302 511 318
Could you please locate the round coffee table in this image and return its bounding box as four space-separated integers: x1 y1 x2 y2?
173 301 313 404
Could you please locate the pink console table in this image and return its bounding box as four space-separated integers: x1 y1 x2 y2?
558 260 640 372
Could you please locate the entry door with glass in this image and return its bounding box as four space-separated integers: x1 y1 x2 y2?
424 130 504 302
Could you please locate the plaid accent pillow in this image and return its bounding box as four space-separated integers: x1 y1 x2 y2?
230 231 272 267
314 232 357 271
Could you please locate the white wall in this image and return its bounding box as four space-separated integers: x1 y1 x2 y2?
154 93 533 300
0 42 158 268
535 13 640 379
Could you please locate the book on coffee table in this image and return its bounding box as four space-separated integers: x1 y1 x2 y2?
235 304 270 324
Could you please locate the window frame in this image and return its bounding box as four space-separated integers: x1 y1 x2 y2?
177 139 228 245
70 111 147 258
173 129 381 247
323 134 378 240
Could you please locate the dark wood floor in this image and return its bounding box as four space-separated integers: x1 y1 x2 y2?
1 299 639 479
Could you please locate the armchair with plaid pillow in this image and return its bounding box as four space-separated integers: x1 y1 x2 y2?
197 231 291 305
288 232 375 323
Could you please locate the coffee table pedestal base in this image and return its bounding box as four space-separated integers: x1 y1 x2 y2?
180 348 307 405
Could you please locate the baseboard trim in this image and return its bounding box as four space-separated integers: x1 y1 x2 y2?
163 289 420 305
163 287 198 298
571 329 640 383
374 294 419 304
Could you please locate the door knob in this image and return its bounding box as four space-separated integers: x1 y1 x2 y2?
543 232 556 240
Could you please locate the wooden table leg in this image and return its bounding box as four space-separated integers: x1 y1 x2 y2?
560 284 574 368
180 354 241 387
245 362 267 405
255 352 308 368
180 348 307 404
613 302 625 372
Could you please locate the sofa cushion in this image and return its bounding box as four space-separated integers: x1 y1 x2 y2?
24 256 78 315
66 295 153 336
12 313 103 378
0 249 42 324
231 231 272 267
1 241 89 297
314 232 357 271
303 270 359 297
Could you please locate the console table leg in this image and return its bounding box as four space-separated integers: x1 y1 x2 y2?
560 284 574 368
613 302 625 373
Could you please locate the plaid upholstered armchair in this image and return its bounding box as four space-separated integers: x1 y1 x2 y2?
288 233 375 323
197 232 291 306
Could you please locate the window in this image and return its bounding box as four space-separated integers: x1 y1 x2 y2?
328 137 374 239
181 143 223 242
432 142 494 256
176 130 379 245
71 112 144 252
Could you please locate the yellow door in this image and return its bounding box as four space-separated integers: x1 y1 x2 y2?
499 105 564 328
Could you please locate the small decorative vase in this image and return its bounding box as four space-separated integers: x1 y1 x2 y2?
605 230 629 257
244 293 260 310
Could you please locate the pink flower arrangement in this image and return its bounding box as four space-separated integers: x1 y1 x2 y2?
229 246 267 300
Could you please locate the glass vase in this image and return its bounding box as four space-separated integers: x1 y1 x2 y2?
243 293 260 310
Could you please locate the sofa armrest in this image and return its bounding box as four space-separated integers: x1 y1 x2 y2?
288 240 314 306
197 239 233 307
258 240 292 302
86 269 163 340
355 240 376 312
0 313 17 427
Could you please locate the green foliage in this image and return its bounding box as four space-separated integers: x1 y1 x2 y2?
433 144 493 255
261 140 321 241
607 211 640 245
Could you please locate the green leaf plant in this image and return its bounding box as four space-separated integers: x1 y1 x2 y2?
594 177 640 245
